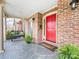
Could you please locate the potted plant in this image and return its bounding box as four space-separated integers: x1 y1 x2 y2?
58 44 79 59
24 35 33 44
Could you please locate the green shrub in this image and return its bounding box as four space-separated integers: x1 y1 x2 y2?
6 31 16 40
6 31 12 40
24 35 33 44
16 31 19 35
58 44 79 59
11 32 16 38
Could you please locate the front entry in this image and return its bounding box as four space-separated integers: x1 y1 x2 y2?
46 14 56 43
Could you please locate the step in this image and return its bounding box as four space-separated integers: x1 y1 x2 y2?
40 42 57 51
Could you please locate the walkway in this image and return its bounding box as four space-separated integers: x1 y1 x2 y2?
0 40 58 59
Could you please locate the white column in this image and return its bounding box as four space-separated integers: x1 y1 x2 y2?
22 19 25 32
13 18 16 31
0 4 4 53
3 12 6 41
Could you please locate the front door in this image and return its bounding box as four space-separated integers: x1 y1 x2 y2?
46 14 56 43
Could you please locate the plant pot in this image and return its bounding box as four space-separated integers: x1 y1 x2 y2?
24 35 33 44
27 42 31 44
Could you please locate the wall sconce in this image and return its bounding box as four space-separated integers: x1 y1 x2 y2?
70 0 79 10
32 18 35 21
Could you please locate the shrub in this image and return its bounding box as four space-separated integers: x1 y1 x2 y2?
11 32 16 39
6 31 12 40
58 44 79 59
24 35 33 44
6 31 16 40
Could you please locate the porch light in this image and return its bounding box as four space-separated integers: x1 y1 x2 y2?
32 18 35 21
70 0 79 10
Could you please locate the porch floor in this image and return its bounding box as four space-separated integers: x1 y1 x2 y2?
0 40 58 59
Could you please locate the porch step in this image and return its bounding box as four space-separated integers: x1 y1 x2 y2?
40 42 57 51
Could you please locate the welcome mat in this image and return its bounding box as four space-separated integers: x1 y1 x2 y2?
40 42 57 51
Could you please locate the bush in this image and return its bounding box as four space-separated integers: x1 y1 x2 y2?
6 31 16 40
6 31 12 40
24 35 33 44
58 44 79 59
11 32 16 39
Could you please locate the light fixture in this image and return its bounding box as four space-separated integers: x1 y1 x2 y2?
70 0 79 10
32 18 35 21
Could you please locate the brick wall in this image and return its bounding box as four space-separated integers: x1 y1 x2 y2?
28 13 42 43
57 0 79 47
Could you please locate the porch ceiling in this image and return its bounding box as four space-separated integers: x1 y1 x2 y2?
0 0 4 4
3 0 57 18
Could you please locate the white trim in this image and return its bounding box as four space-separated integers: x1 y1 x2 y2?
42 17 45 41
41 5 57 14
44 11 57 17
55 12 58 46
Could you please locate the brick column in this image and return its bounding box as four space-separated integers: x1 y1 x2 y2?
0 4 4 53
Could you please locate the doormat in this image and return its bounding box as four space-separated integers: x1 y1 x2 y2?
40 42 57 51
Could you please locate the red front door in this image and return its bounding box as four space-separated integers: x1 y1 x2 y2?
46 14 56 43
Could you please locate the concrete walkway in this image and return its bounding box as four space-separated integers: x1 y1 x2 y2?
0 40 58 59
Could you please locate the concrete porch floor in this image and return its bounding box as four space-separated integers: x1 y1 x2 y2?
0 40 58 59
